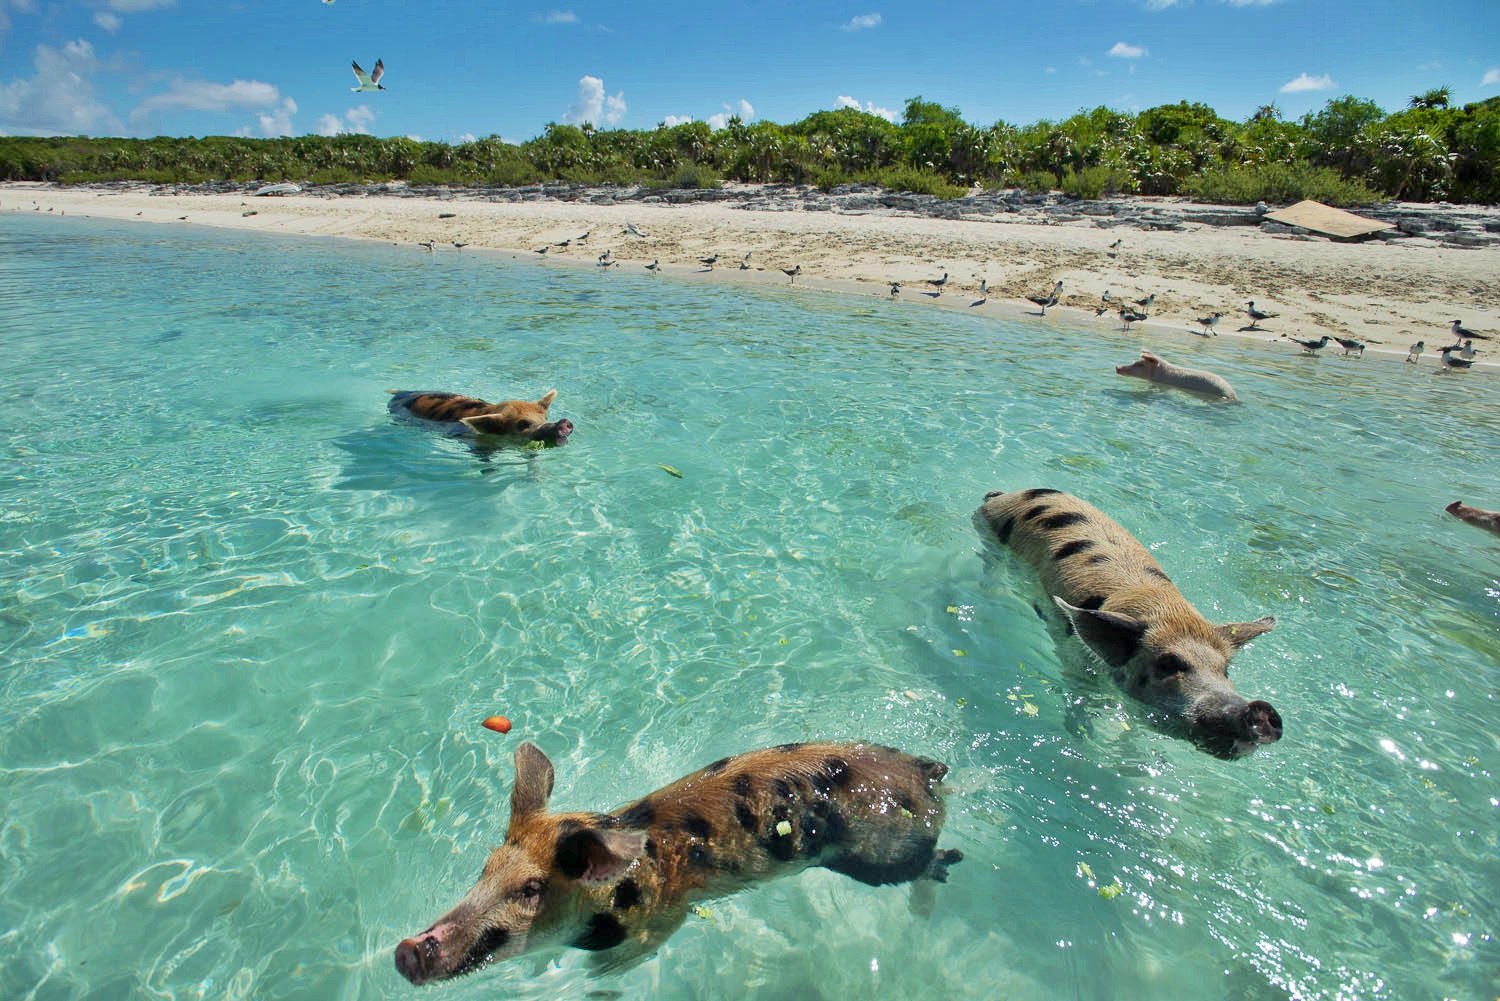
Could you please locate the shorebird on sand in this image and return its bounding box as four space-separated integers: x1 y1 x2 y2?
1133 293 1155 310
972 279 989 306
1285 334 1331 354
1245 301 1279 330
1331 335 1366 357
740 251 753 270
1107 239 1122 258
1439 346 1474 371
1027 280 1064 315
1451 319 1491 340
698 254 718 269
351 59 386 92
1405 340 1424 363
645 259 661 273
781 265 801 284
623 222 647 238
1194 312 1223 336
1118 305 1148 331
889 282 901 298
926 272 949 293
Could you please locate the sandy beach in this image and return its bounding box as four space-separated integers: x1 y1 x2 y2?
5 180 1497 368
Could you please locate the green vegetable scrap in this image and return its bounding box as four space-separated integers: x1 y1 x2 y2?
657 463 684 478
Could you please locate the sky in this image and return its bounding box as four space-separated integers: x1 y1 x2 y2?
1 1 1498 143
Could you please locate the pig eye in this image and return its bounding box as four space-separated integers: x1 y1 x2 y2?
1153 654 1189 677
515 420 533 431
517 879 545 901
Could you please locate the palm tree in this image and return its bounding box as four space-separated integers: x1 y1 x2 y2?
1408 87 1451 110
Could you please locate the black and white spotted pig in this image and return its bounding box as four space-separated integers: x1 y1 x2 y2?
394 741 962 985
975 488 1282 757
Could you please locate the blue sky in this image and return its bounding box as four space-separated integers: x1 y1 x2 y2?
2 1 1498 142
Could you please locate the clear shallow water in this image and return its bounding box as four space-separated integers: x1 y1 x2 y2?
1 213 1497 1001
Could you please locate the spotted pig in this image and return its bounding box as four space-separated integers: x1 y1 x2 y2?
388 388 573 445
395 741 962 985
975 488 1281 757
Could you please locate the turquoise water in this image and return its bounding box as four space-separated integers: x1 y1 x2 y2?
2 213 1497 1001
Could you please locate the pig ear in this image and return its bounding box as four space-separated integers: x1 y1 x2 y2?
510 742 555 818
555 828 648 886
1218 616 1275 650
1053 596 1147 667
537 389 557 410
462 414 506 435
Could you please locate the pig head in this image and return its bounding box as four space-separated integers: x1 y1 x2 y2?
975 488 1281 757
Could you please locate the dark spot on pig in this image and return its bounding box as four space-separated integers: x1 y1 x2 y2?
983 489 1004 499
612 879 641 910
1153 654 1190 676
1022 488 1062 500
824 836 938 886
1077 595 1106 610
1039 511 1088 531
915 757 948 783
1051 538 1095 561
734 801 757 831
555 828 601 879
800 814 827 857
617 800 655 827
733 774 753 798
570 913 626 951
683 813 714 840
1023 504 1053 522
776 742 805 753
895 793 917 815
644 838 657 859
1085 553 1110 565
994 517 1014 544
457 925 512 974
762 827 798 862
808 769 834 797
1145 566 1171 582
687 842 714 868
703 757 732 776
773 779 798 803
822 758 852 787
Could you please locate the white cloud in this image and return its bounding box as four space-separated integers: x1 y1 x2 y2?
317 103 375 136
537 10 578 23
1483 67 1500 88
1222 0 1281 6
106 0 175 10
135 78 282 116
563 74 625 126
255 97 296 137
93 11 121 31
834 95 897 121
661 114 693 127
455 132 476 144
706 98 755 129
1280 72 1335 93
1142 0 1184 8
842 12 881 31
0 37 124 135
1108 42 1146 59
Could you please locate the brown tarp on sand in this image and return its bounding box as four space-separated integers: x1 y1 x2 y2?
1263 200 1394 239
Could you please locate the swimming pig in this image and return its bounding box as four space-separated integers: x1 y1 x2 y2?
1115 351 1238 402
395 741 962 985
974 488 1281 757
388 389 573 445
1446 500 1500 537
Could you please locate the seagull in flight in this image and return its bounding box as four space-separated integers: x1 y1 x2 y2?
351 59 386 93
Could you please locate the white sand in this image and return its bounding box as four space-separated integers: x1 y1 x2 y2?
5 180 1497 368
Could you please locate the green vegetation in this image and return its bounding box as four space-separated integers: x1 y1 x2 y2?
4 92 1499 204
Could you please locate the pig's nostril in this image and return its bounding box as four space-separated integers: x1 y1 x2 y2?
394 937 433 983
1246 700 1282 742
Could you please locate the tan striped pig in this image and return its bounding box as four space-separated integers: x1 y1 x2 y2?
394 740 962 985
974 488 1281 757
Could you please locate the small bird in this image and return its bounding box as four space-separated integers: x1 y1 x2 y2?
535 246 550 255
699 254 718 269
740 251 753 270
889 281 901 298
241 210 257 217
1285 334 1331 354
645 259 661 273
575 231 591 243
1439 346 1474 371
781 265 801 284
1195 312 1223 336
1118 305 1148 331
1027 280 1064 314
1451 319 1491 340
1101 289 1112 303
1331 335 1366 357
1245 301 1279 330
351 59 386 93
1405 340 1425 363
971 278 989 307
623 222 647 238
1454 339 1478 360
553 239 571 248
1107 238 1122 258
418 240 437 252
597 249 613 264
452 241 467 250
926 272 949 293
1133 293 1155 310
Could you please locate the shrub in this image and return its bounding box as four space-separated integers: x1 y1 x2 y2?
1060 165 1135 199
1183 163 1380 206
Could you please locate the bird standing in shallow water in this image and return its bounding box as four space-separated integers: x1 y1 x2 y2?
1405 340 1425 363
1245 301 1279 330
645 259 660 273
351 59 386 92
1118 305 1148 331
1284 334 1331 354
889 282 901 298
1439 346 1474 371
1331 335 1366 357
781 265 801 284
699 254 718 269
1195 312 1222 336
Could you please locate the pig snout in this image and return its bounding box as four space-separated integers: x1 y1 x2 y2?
394 932 442 985
540 418 573 445
1193 698 1283 757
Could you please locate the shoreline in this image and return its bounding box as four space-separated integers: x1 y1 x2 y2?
5 180 1497 370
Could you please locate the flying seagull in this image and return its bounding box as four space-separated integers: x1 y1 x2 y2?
351 59 386 93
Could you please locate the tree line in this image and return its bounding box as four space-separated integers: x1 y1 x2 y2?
2 92 1497 206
